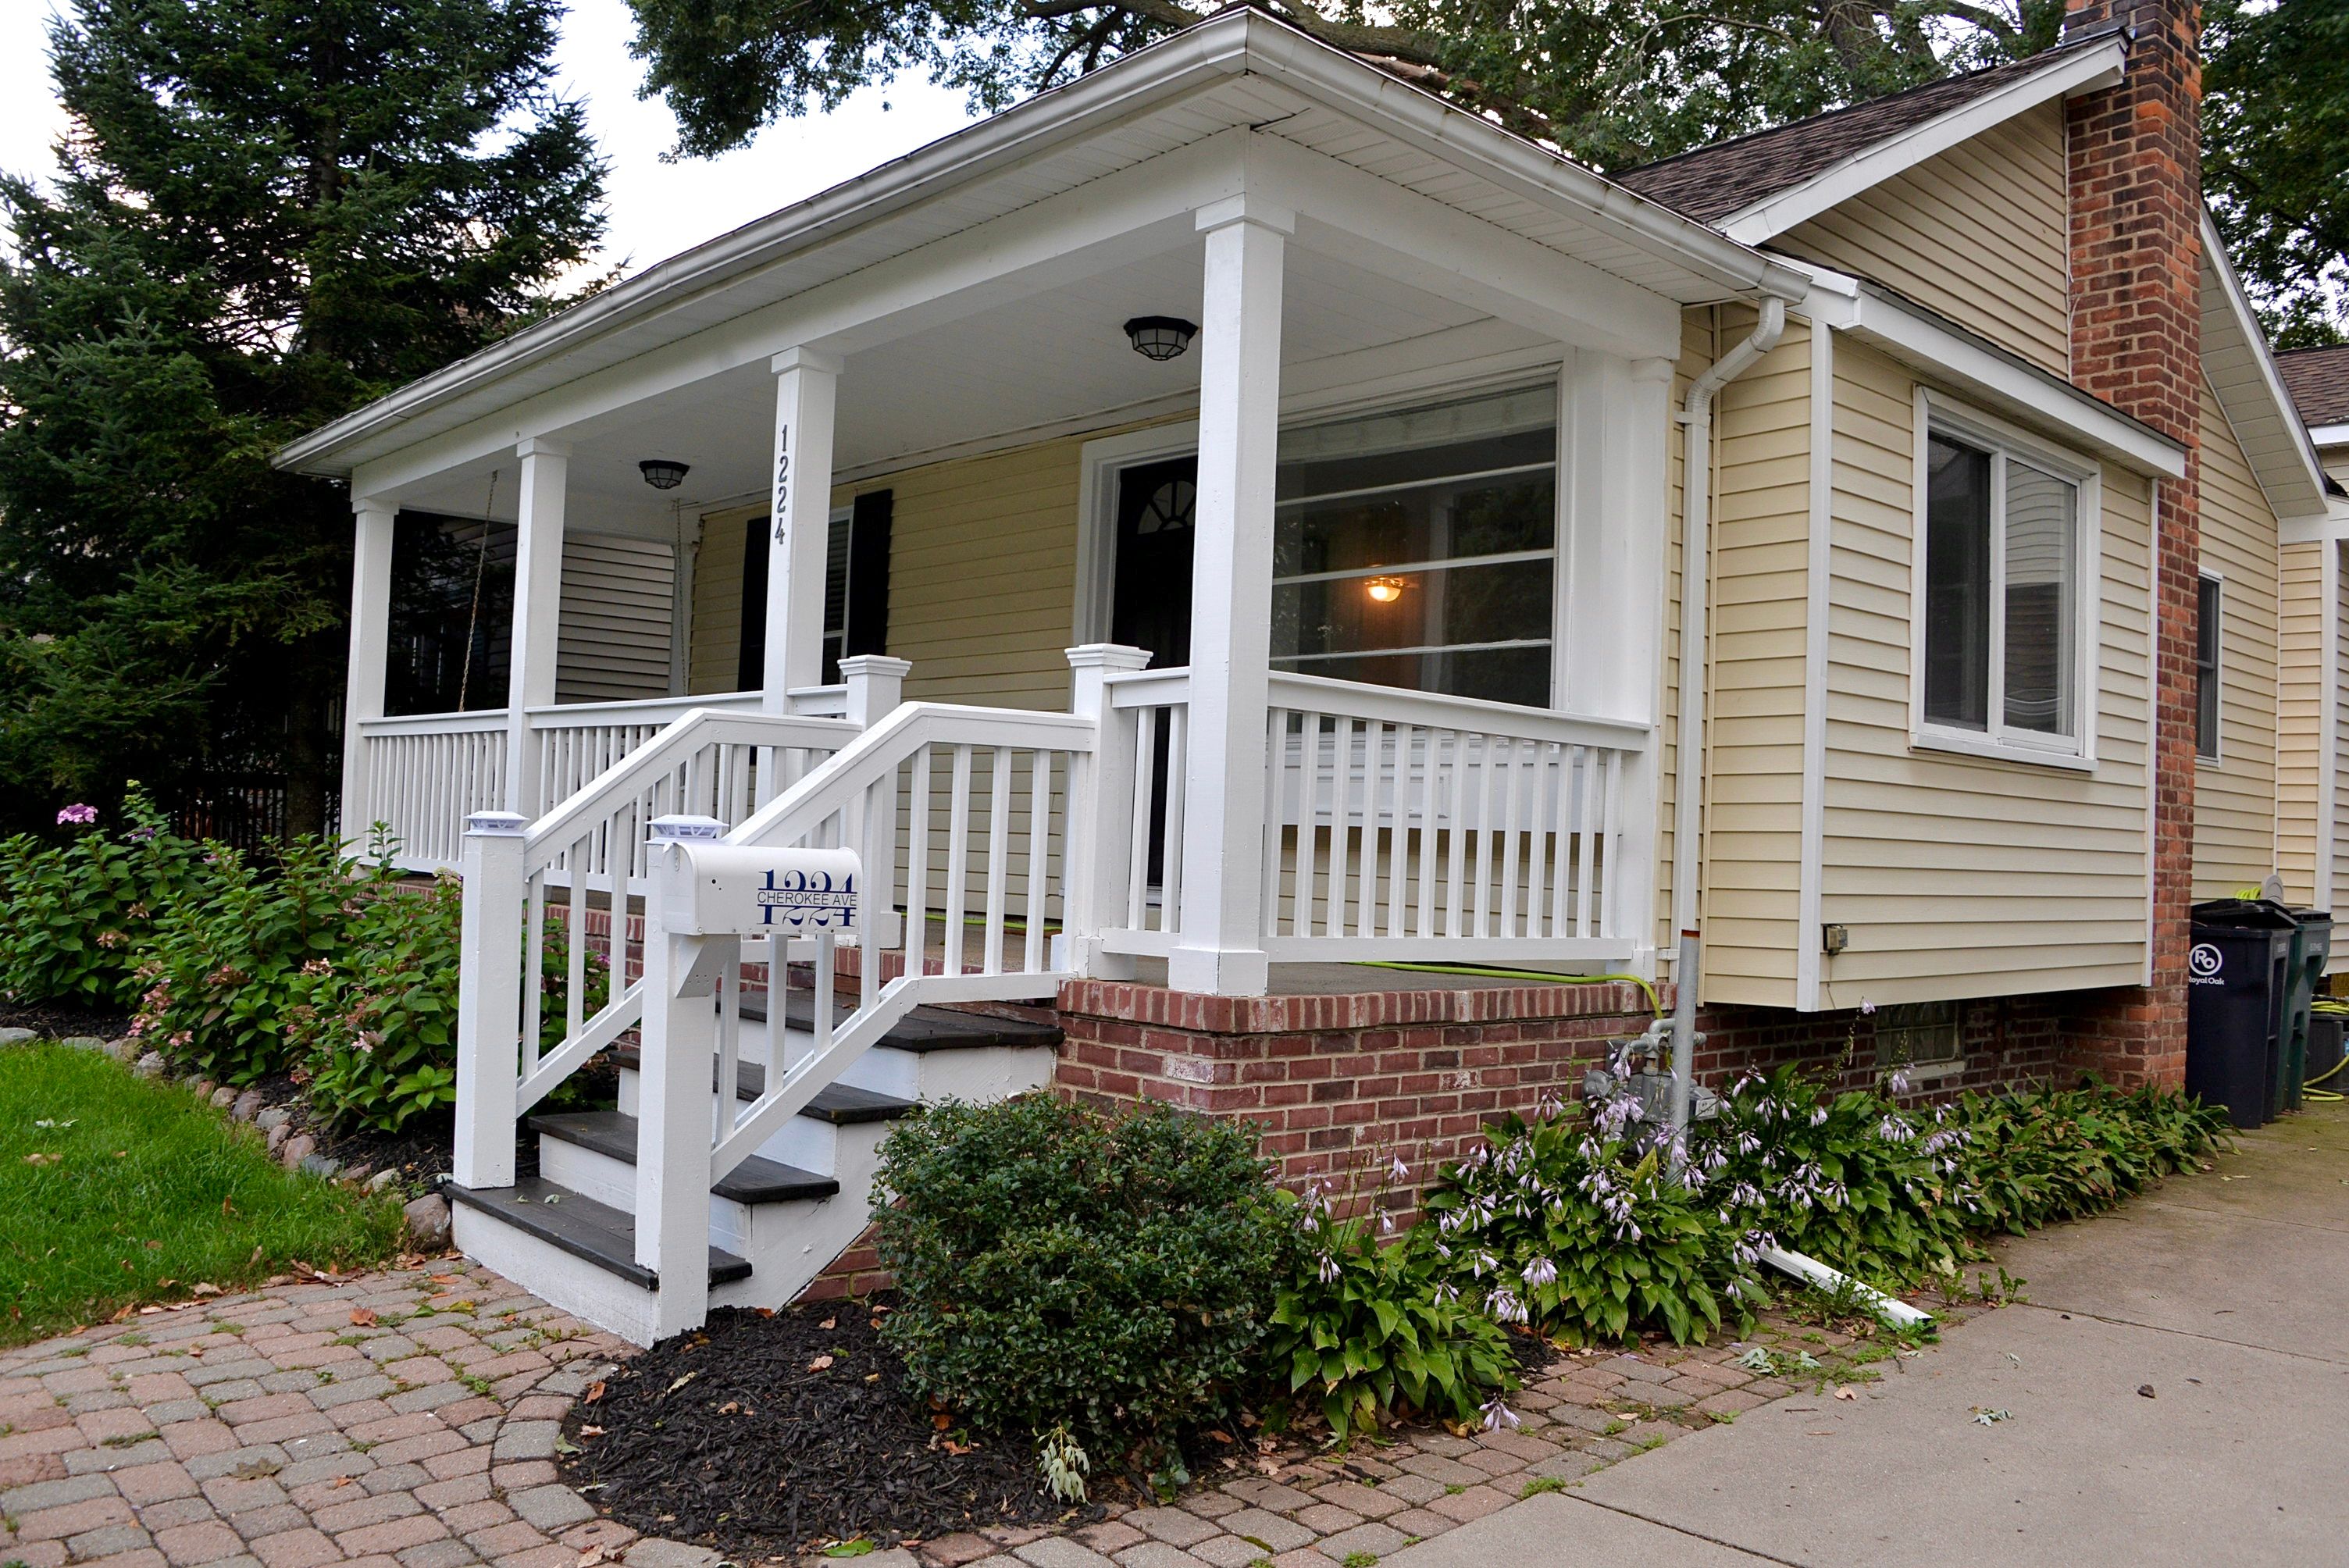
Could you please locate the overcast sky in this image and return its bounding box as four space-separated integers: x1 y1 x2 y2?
0 0 981 281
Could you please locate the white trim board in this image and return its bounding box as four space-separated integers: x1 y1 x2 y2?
1717 34 2126 245
2199 208 2333 522
1795 312 1834 1012
1796 264 2186 478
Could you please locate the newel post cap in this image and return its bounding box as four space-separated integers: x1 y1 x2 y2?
465 811 528 838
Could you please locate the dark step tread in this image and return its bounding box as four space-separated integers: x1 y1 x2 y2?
443 1175 750 1289
526 1111 840 1204
738 989 1063 1051
611 1046 921 1119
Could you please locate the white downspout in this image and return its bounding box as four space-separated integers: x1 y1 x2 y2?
1668 298 1787 1157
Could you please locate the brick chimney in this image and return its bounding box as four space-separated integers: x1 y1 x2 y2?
2059 0 2202 1089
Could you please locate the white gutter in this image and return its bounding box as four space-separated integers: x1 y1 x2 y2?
1668 297 1787 1157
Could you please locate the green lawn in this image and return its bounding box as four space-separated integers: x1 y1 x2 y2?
0 1042 405 1345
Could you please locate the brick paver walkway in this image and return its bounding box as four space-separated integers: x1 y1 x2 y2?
0 1263 1987 1568
0 1266 661 1568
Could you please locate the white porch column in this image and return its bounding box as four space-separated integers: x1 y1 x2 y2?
504 438 570 814
765 348 844 712
1170 196 1289 997
340 497 397 848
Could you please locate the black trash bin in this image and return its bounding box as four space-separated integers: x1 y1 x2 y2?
2188 899 2297 1129
2308 1009 2347 1097
2283 910 2333 1114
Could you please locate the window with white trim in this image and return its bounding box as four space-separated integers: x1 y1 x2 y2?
1270 385 1557 707
1919 415 2090 757
2195 573 2222 761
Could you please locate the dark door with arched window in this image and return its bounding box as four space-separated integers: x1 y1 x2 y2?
1108 456 1196 886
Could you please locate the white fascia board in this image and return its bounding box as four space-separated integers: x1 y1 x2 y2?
2200 208 2333 519
1257 136 1681 360
2279 501 2349 547
287 9 1800 481
1796 263 2185 478
1719 37 2126 246
2308 422 2349 450
1235 20 1811 307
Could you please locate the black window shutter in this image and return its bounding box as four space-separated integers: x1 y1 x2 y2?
847 490 893 657
737 515 770 692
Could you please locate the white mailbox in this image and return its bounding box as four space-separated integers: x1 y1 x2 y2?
653 843 861 938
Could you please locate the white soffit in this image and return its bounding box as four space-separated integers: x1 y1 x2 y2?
279 9 1802 482
2200 210 2333 522
1798 265 2186 477
1717 36 2126 245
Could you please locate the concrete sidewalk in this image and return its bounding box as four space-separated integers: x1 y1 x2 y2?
1390 1099 2349 1567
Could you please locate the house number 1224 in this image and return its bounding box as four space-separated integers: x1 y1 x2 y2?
772 422 791 543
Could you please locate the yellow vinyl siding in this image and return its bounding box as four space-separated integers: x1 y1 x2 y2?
1779 102 2072 377
1813 338 2151 1005
1695 311 1812 1007
688 440 1087 709
2276 539 2322 907
687 504 758 696
2193 377 2283 898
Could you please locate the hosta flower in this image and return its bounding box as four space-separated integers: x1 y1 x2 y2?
1315 1251 1341 1285
1431 1281 1460 1305
1522 1256 1559 1288
55 804 96 826
1481 1395 1520 1431
1390 1154 1410 1183
1485 1286 1528 1324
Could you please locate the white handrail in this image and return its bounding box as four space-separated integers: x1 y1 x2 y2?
1267 669 1650 752
361 709 509 737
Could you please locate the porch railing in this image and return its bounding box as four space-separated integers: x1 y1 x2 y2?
356 686 852 872
1092 665 1650 964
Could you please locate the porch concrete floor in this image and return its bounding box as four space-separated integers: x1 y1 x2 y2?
1387 1097 2349 1568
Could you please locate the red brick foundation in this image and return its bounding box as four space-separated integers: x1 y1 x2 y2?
1051 981 2089 1221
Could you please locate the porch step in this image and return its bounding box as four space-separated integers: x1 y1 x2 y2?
736 990 1064 1051
442 1175 751 1290
610 1046 923 1115
526 1112 840 1204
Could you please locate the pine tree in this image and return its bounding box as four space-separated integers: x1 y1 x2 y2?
0 0 607 836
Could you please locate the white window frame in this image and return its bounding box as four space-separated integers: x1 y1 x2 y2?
1909 390 2103 772
2194 569 2222 764
1072 365 1570 674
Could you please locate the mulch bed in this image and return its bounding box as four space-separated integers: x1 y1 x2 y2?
561 1299 1079 1556
0 1003 131 1040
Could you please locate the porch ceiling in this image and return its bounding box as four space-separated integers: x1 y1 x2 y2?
389 241 1523 531
285 10 1805 508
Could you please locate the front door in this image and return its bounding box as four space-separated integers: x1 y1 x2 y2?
1108 457 1196 886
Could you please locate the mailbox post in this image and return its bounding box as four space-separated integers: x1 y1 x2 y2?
633 819 860 1335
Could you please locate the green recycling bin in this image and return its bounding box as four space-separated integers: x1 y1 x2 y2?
2284 909 2333 1114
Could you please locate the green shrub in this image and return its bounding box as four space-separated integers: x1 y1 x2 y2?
0 793 198 1008
1270 1200 1518 1440
872 1096 1299 1466
1959 1082 2229 1234
132 835 385 1083
1424 1112 1763 1346
290 874 465 1131
291 880 611 1134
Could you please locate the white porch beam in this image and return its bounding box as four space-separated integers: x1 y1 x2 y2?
340 497 398 846
765 349 842 712
1252 137 1682 362
1170 194 1287 998
504 438 569 814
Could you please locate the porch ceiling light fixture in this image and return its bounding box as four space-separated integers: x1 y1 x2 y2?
638 458 691 490
1122 315 1197 362
1365 576 1407 604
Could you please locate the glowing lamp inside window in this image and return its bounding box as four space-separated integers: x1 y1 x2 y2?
1365 576 1407 604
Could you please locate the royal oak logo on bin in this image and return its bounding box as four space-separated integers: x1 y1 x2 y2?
756 865 856 932
2189 942 2223 985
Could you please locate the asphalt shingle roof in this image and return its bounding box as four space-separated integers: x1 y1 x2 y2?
2277 344 2349 429
1613 24 2125 226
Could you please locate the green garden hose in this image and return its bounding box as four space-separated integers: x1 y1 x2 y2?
1351 960 1663 1020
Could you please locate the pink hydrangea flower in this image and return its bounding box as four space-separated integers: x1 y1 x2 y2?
55 804 96 826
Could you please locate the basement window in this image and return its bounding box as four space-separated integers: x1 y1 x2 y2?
1875 1000 1963 1074
1915 401 2098 767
